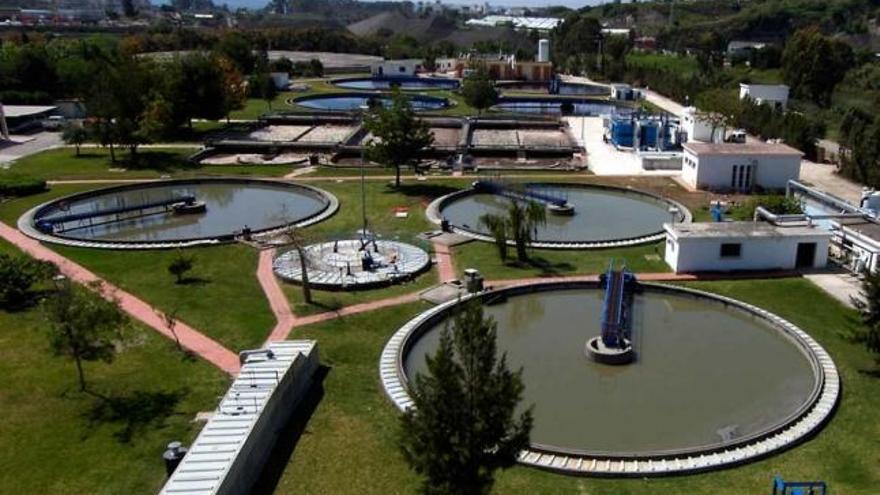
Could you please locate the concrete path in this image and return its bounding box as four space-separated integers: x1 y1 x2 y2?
258 248 298 342
293 292 421 328
0 222 241 375
804 272 864 309
0 131 63 165
432 241 457 282
799 159 863 204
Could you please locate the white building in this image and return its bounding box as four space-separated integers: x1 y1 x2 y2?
664 222 830 273
370 59 423 77
740 83 790 110
610 83 642 101
831 219 880 273
681 142 802 192
537 39 550 63
727 40 767 56
681 106 726 144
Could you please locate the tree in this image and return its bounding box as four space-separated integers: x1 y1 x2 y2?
42 281 128 392
218 56 247 123
478 198 546 263
249 72 278 111
279 225 313 304
363 89 434 187
167 251 195 284
460 66 498 114
479 213 509 261
853 272 880 362
400 300 532 495
0 254 56 308
695 89 740 142
783 28 854 107
61 123 89 157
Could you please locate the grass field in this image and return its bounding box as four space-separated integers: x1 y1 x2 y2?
0 239 229 495
2 148 292 181
271 277 879 494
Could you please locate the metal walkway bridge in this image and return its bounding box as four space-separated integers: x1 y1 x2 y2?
599 262 637 349
37 195 197 233
473 180 568 207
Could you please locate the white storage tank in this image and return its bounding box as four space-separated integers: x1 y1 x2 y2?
538 39 550 62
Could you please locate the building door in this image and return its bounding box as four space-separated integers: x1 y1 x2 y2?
796 242 817 269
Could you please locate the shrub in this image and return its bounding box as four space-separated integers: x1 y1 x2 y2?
0 174 47 198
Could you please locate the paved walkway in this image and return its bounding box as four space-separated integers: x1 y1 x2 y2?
799 159 863 204
804 272 864 309
0 222 241 375
432 241 457 282
0 131 63 165
293 292 421 328
258 248 298 342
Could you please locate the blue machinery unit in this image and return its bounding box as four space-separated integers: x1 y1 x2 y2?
772 475 827 495
599 262 638 349
608 113 682 151
473 180 569 208
36 195 198 233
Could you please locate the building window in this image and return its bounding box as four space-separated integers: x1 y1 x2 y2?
720 243 742 258
731 165 738 188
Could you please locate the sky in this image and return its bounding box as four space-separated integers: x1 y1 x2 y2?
213 0 605 11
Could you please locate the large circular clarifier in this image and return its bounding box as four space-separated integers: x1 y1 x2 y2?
20 178 337 248
331 77 459 91
429 183 689 248
291 93 450 112
381 282 839 476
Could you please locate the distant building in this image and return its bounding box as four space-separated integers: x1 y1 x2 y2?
681 107 726 144
601 28 631 37
633 36 657 52
739 83 789 111
681 141 803 192
609 83 641 101
664 222 830 273
444 53 552 81
370 59 424 77
0 104 57 136
727 41 767 56
465 15 561 31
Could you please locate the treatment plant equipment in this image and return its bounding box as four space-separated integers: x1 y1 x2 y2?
472 179 575 215
35 194 204 234
586 262 638 364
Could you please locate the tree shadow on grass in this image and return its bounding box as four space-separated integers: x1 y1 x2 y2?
385 182 460 199
119 152 198 173
505 257 575 276
84 388 188 443
251 365 329 494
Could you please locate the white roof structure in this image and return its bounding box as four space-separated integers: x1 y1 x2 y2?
1 105 56 118
465 15 561 30
683 141 802 156
667 221 830 240
159 341 318 495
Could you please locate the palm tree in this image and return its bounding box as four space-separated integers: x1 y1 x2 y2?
508 200 546 262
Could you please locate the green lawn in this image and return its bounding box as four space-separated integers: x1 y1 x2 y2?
453 240 669 280
0 238 229 494
53 244 273 352
271 277 879 494
2 148 292 181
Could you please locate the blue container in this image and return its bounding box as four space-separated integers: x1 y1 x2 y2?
610 119 635 148
638 121 659 148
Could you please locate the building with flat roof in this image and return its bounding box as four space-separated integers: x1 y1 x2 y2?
664 221 830 273
740 83 790 110
830 218 880 273
0 104 57 137
370 59 424 77
681 141 802 192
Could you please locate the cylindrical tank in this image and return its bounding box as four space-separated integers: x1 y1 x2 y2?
538 39 550 63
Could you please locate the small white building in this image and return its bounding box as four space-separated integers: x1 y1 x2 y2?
664 222 830 273
739 83 789 110
681 106 726 143
830 219 880 274
610 83 642 101
370 59 423 77
681 141 802 192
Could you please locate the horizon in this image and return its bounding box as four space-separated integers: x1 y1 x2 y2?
183 0 606 11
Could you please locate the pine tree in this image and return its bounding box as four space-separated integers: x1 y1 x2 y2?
853 271 880 362
363 89 434 187
400 301 532 495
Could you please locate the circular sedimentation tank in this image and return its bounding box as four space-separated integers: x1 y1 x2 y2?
380 282 839 476
331 76 460 91
290 92 450 112
19 178 338 249
496 81 610 96
427 183 691 249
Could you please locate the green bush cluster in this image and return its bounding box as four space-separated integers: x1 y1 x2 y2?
0 174 47 198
